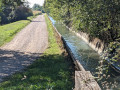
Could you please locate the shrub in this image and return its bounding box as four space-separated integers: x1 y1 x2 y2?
15 6 33 21
0 12 9 24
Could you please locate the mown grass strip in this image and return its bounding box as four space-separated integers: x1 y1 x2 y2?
0 16 36 46
0 14 73 90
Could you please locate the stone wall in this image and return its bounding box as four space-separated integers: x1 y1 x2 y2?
67 27 105 54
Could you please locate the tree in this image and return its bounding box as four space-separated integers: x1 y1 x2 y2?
0 0 33 25
32 4 43 11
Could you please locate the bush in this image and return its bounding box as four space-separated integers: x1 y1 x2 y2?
0 12 9 24
15 6 33 21
0 6 33 25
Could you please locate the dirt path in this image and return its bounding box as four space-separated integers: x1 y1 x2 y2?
0 15 48 82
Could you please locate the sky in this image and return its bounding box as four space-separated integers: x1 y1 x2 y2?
27 0 45 8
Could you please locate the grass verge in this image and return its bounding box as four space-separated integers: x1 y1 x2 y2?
33 11 42 16
0 16 36 46
0 14 74 89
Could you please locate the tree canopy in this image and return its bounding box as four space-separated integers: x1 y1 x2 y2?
44 0 120 43
0 0 33 25
32 4 43 11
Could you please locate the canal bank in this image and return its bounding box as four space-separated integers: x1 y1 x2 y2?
49 16 120 90
47 15 101 89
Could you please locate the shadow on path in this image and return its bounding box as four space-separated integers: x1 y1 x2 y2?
0 53 74 89
0 49 42 82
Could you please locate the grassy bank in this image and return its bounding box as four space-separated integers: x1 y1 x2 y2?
0 14 74 89
0 10 41 47
33 11 42 16
0 16 35 46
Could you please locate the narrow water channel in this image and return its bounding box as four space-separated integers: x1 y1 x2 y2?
49 16 120 90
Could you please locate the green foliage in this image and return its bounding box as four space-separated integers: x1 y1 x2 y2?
15 6 33 20
95 40 120 89
32 4 44 12
44 0 72 24
44 0 120 72
0 0 33 25
44 0 120 43
0 16 34 46
103 40 120 64
33 11 42 16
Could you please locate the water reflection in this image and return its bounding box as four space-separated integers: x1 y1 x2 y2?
54 22 100 73
49 16 120 90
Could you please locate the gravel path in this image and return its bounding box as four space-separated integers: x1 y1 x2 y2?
0 15 48 82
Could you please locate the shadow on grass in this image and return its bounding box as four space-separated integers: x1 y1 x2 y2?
0 49 41 82
0 51 74 89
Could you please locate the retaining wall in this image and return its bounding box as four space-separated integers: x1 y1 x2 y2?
47 15 101 90
66 26 105 55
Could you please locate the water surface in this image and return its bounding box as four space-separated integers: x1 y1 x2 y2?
49 16 120 90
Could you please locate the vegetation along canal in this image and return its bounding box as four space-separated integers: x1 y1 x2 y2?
49 16 120 90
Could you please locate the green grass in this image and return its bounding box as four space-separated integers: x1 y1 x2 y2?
0 14 74 90
33 11 42 16
0 16 36 46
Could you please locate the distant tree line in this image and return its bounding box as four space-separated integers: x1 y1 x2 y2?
32 4 42 11
0 0 33 25
32 4 44 13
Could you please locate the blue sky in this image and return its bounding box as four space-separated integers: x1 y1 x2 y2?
27 0 44 7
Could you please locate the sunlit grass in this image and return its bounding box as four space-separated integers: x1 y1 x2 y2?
0 16 36 46
33 10 42 16
0 14 74 89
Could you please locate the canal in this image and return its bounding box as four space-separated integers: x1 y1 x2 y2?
49 16 120 90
